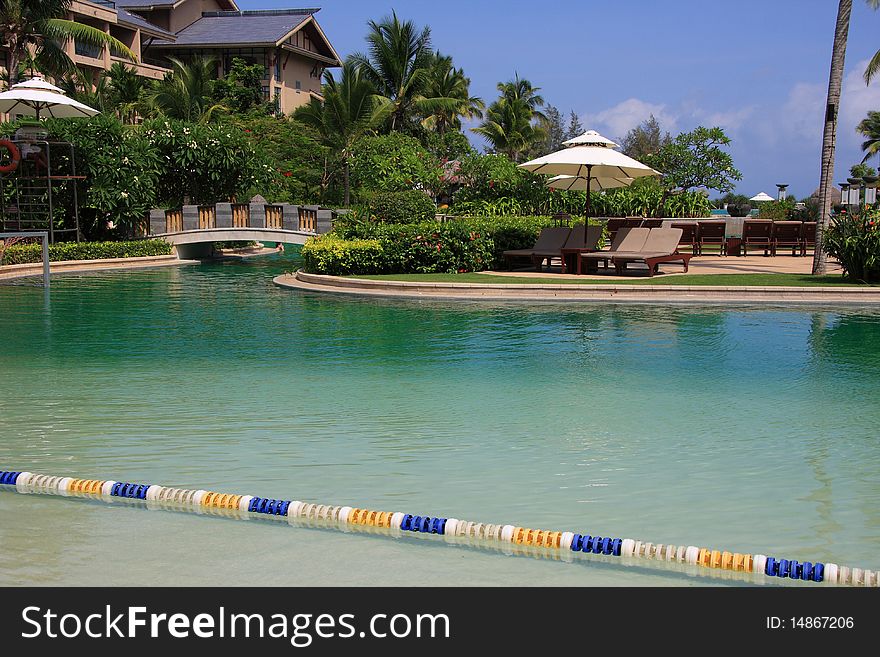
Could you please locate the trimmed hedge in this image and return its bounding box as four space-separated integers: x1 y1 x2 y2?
368 190 436 224
300 237 384 276
302 216 588 275
0 239 172 266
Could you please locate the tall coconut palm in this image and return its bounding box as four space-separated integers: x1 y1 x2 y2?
349 11 432 132
418 52 484 135
813 0 853 275
472 75 546 161
0 0 136 86
862 1 880 83
294 61 391 206
857 111 880 164
146 56 225 123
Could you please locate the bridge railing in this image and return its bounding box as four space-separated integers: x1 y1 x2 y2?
147 203 333 237
198 205 216 229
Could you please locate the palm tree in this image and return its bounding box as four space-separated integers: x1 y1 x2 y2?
0 0 136 85
349 11 432 132
294 61 390 206
862 1 880 83
857 111 880 165
106 62 149 123
418 52 484 135
813 0 853 276
145 56 225 123
472 75 546 161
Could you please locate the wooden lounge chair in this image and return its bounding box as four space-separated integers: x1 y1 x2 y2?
503 226 570 270
580 227 651 274
559 225 603 273
772 221 802 256
697 220 726 255
671 221 699 254
604 217 627 244
741 219 773 256
802 221 817 255
610 227 691 276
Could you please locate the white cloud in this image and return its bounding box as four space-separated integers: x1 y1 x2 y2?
581 98 678 140
840 59 880 142
703 106 757 133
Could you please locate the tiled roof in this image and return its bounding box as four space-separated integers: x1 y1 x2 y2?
116 8 176 39
153 9 317 46
116 0 178 7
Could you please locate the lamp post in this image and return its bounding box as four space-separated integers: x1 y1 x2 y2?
838 182 850 212
864 175 878 206
776 184 789 201
847 177 864 207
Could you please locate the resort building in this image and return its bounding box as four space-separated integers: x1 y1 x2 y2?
1 0 341 114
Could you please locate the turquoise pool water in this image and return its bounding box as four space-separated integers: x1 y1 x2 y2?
1 252 879 586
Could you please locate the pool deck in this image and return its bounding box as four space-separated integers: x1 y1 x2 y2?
275 256 880 305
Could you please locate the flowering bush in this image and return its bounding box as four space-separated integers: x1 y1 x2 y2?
45 116 161 239
823 209 880 282
349 133 441 195
142 118 277 207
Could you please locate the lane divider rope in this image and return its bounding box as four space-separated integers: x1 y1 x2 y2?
1 469 875 587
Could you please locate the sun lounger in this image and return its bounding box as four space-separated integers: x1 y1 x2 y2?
771 221 802 256
610 227 691 276
580 227 651 274
801 222 817 256
558 225 603 273
671 221 699 254
697 220 726 255
503 226 571 270
742 219 773 256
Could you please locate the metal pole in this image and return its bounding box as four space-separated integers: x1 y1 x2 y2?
584 165 592 247
41 232 49 289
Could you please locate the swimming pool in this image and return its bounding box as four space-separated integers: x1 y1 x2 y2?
1 252 878 586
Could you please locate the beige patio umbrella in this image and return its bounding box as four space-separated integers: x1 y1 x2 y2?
547 173 634 191
0 76 99 119
520 130 660 244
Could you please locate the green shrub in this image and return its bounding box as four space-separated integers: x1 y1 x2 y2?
300 236 384 275
1 239 172 265
302 215 582 275
44 115 161 240
757 199 796 221
823 211 880 282
350 133 441 195
368 191 436 224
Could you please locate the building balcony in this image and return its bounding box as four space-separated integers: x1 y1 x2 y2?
110 56 170 80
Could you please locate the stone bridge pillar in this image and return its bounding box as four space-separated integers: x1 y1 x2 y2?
317 208 333 235
249 203 266 229
149 209 166 235
182 205 199 231
216 203 232 229
282 204 299 231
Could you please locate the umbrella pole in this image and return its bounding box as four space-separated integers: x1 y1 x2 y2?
584 165 592 247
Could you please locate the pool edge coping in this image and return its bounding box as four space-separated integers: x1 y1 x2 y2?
274 271 880 305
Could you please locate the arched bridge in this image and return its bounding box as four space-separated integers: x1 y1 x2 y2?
148 202 331 258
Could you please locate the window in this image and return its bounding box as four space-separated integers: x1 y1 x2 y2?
274 87 282 113
75 40 102 59
261 86 270 100
274 55 281 80
295 80 301 91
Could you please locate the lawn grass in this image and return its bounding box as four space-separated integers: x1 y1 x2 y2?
348 273 877 287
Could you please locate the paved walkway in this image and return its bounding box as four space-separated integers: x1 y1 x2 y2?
489 255 842 280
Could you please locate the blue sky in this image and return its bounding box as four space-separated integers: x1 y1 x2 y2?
241 0 880 199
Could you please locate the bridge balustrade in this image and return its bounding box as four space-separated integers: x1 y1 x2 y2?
265 205 284 229
231 204 250 227
299 207 317 233
198 205 217 229
165 209 183 233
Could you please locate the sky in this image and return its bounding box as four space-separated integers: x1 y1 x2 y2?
240 0 880 199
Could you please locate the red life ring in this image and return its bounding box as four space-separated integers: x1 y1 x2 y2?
0 140 21 173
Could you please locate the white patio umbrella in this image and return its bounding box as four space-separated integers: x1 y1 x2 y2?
520 130 660 245
0 76 99 119
547 173 634 191
749 192 775 202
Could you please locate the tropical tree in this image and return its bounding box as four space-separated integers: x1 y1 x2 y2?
862 1 880 83
145 56 226 123
621 115 672 160
540 105 566 154
0 0 136 85
857 111 880 164
473 75 546 161
294 60 391 206
419 52 484 134
563 110 584 141
349 11 432 132
813 0 853 275
850 162 877 178
105 62 149 123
